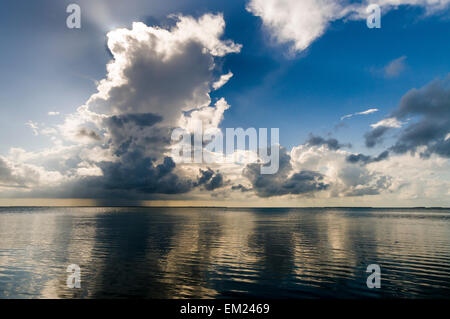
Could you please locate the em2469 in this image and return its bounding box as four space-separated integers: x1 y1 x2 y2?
224 304 270 314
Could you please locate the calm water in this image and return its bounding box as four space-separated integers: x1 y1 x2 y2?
0 207 449 299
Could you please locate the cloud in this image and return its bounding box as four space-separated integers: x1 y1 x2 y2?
2 10 448 206
212 71 233 90
246 0 348 52
306 134 351 150
26 121 39 136
107 113 163 128
0 156 61 191
346 150 390 164
371 117 404 129
48 112 60 116
1 13 241 200
341 108 379 121
231 184 251 192
76 128 102 141
364 75 450 157
0 157 26 188
195 167 226 191
247 0 450 53
243 148 329 197
178 98 230 134
82 14 240 125
364 125 391 148
290 143 392 198
365 117 405 147
384 56 407 78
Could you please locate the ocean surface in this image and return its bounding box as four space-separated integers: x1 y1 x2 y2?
0 207 449 299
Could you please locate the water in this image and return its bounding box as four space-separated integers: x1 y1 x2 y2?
0 207 449 299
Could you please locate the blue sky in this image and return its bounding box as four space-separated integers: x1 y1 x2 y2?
0 0 449 206
1 1 448 153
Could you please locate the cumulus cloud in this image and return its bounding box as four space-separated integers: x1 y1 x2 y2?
243 148 329 197
178 98 230 134
0 157 26 188
290 142 392 198
0 155 65 193
247 0 450 53
1 13 241 200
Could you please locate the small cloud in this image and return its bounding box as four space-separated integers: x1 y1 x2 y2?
306 134 351 150
231 184 251 192
25 121 39 136
48 111 60 116
346 150 390 164
212 71 233 90
76 128 101 141
41 127 58 135
194 167 226 191
384 56 407 78
341 108 379 121
371 117 404 129
445 133 450 141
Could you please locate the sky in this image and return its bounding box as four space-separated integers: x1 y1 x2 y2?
0 0 449 207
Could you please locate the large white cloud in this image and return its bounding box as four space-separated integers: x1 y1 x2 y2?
247 0 450 53
1 13 242 200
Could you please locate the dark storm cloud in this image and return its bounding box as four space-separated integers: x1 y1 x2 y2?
67 154 193 199
106 113 163 128
103 113 170 158
364 126 390 148
364 76 450 158
243 148 328 198
346 150 390 164
99 155 192 195
67 112 194 198
195 168 225 191
393 78 450 119
388 76 450 157
306 135 351 150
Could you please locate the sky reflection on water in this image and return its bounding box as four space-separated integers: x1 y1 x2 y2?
0 207 449 298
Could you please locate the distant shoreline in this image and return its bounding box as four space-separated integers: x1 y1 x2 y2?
0 206 448 209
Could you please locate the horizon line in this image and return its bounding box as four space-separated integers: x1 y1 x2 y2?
0 205 448 209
